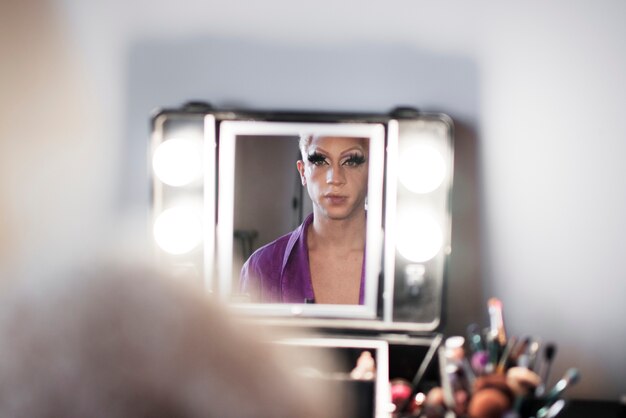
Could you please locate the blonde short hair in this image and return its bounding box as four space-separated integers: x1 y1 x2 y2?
298 134 313 158
298 134 369 159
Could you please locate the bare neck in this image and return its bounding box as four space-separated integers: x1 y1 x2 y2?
308 211 366 251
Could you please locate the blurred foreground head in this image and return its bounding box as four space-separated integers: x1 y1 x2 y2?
0 263 340 418
0 4 341 416
0 0 115 276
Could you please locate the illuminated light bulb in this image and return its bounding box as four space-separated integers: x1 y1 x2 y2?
398 144 446 194
396 211 443 262
152 138 203 187
153 206 203 255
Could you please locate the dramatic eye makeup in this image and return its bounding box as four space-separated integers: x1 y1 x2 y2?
342 153 366 167
307 151 328 166
307 151 366 167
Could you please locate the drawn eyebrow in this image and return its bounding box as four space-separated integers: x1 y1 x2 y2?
340 145 367 155
342 153 366 165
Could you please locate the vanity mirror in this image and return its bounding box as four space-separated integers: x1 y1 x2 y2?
150 104 454 331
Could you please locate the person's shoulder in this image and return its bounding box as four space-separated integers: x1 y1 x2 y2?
248 230 294 263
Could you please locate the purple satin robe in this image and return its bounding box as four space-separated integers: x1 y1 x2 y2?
239 214 365 304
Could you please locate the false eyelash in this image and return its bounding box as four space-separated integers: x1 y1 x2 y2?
307 152 327 164
344 154 366 165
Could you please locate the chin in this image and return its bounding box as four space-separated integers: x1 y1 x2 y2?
321 206 362 221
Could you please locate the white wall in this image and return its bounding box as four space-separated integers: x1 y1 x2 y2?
55 0 626 400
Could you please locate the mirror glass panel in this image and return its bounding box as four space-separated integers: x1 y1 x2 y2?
216 121 385 319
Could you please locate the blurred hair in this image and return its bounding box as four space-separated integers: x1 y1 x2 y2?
0 263 341 418
0 1 110 275
0 4 343 416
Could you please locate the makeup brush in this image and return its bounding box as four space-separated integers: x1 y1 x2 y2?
517 338 541 370
496 336 517 375
487 298 507 348
467 323 485 354
467 324 489 376
509 336 530 365
535 343 557 396
544 368 580 403
536 368 580 418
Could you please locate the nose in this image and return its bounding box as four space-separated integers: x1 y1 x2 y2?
326 164 346 185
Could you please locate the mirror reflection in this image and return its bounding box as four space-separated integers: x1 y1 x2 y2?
218 121 384 316
239 134 370 305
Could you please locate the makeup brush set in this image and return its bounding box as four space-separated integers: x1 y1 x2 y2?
392 298 580 418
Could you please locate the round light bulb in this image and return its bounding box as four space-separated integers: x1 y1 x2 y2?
152 138 203 187
153 206 203 255
398 144 446 194
396 211 443 262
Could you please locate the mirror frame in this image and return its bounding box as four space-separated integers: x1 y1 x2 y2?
216 120 385 319
150 104 454 332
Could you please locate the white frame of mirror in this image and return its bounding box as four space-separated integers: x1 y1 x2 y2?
211 120 386 319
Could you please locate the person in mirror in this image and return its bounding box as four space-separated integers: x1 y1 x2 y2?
240 134 368 304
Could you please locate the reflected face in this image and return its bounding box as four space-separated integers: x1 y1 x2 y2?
297 136 369 221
